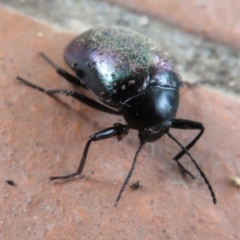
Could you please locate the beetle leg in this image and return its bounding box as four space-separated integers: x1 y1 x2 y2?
170 119 204 179
173 160 196 179
171 119 204 160
47 89 121 115
49 124 129 181
167 132 216 204
115 138 147 207
16 77 121 115
40 52 87 89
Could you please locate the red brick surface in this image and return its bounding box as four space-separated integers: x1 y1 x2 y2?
104 0 240 49
1 6 240 239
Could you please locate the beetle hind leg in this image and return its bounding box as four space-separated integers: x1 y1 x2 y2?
16 76 121 115
40 52 87 89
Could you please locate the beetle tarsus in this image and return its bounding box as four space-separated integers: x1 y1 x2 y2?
176 162 196 179
49 173 79 181
167 132 217 205
40 52 58 69
17 76 46 93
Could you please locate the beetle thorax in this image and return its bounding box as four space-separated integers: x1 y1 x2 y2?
121 84 179 141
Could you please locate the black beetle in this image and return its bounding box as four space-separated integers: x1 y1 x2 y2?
17 27 216 206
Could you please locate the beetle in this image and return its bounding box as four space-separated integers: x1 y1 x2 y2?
17 27 216 206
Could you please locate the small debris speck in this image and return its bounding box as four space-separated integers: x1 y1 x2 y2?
228 81 236 87
231 177 240 188
138 15 149 26
121 84 126 90
37 31 44 38
131 181 140 190
6 180 16 186
128 80 136 86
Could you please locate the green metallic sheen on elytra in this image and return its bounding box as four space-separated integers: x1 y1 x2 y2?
64 27 178 108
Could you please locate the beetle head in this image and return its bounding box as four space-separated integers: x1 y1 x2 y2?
121 84 179 142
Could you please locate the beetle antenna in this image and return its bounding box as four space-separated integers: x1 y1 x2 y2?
167 132 217 204
114 138 147 207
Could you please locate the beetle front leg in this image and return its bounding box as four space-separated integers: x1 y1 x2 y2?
49 124 129 181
